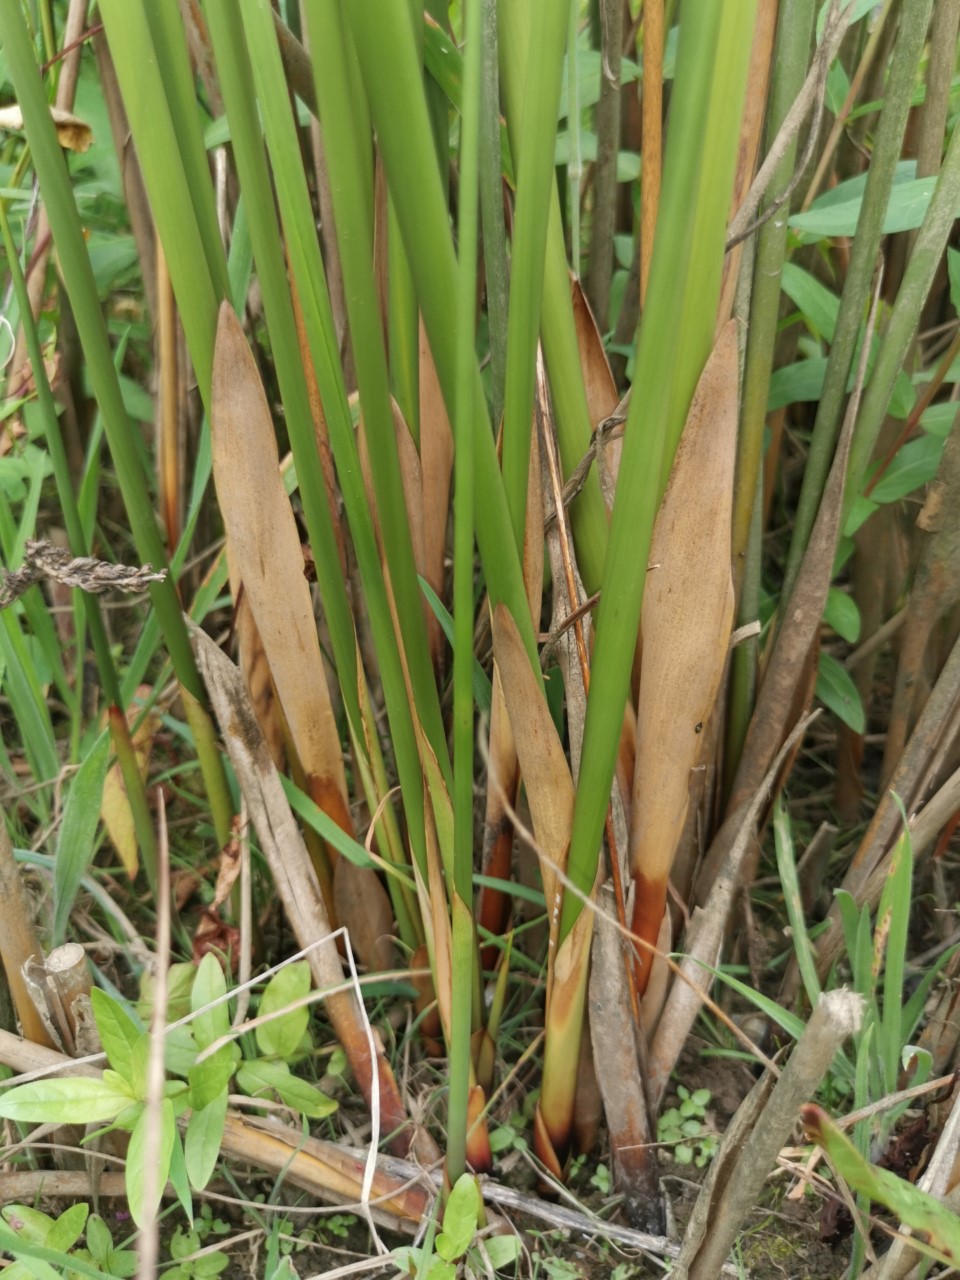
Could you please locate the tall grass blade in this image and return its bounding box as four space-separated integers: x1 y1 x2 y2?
0 0 232 843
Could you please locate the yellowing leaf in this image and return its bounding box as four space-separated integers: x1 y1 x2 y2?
100 695 159 878
0 104 92 152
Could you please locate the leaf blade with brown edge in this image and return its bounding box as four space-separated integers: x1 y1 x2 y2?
628 320 738 994
491 602 574 988
210 301 352 906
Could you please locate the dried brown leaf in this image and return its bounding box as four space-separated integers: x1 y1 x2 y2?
491 604 574 959
419 317 453 671
211 302 352 849
629 320 738 991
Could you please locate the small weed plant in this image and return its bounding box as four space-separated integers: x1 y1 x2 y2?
395 1174 520 1280
0 955 336 1227
657 1086 718 1168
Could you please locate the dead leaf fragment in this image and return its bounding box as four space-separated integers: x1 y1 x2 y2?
0 104 92 152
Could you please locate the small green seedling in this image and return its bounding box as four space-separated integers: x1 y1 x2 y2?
489 1090 538 1159
0 1204 143 1280
568 1156 610 1194
164 1226 229 1280
0 955 337 1230
0 1203 91 1280
657 1086 718 1167
72 1213 139 1279
394 1174 520 1279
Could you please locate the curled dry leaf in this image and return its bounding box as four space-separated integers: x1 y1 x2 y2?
0 103 92 152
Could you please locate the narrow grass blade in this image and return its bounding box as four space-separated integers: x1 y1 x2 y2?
562 3 757 950
0 1 232 842
331 0 541 673
499 0 568 549
52 733 110 945
773 794 822 1009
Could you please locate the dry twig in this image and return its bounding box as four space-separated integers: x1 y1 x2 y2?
0 538 166 608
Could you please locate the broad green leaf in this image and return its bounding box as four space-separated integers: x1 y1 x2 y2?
920 402 958 438
139 962 195 1025
81 1242 138 1279
483 1236 522 1270
823 588 860 643
0 1204 87 1253
52 732 109 944
185 1088 228 1190
191 952 230 1050
791 175 943 239
769 354 913 419
164 1078 193 1118
780 263 839 340
426 1263 456 1280
268 1072 337 1120
168 1128 194 1225
84 1214 113 1265
868 434 945 504
803 1105 960 1265
126 1096 175 1228
948 246 960 315
255 962 311 1060
188 1043 239 1111
0 1076 132 1124
557 49 641 116
436 1173 480 1261
843 493 879 538
816 652 865 733
236 1058 337 1119
158 1024 199 1081
90 988 145 1093
554 130 640 181
1 1206 57 1248
47 1203 89 1254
